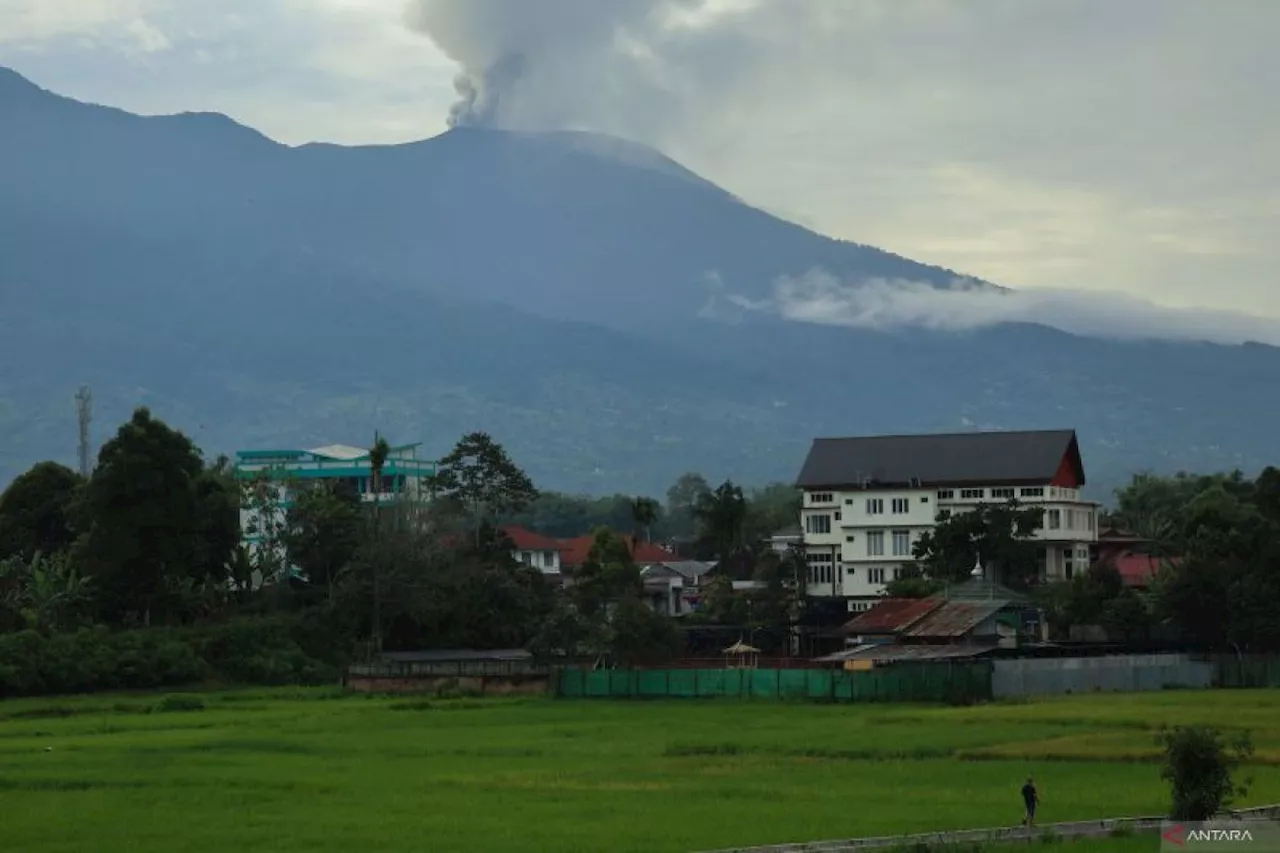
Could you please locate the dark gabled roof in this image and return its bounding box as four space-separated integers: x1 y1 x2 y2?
815 643 1000 663
840 597 944 635
795 429 1083 489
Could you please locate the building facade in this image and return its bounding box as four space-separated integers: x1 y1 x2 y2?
794 429 1099 612
234 442 436 579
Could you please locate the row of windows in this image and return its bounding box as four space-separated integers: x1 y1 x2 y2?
811 486 1081 505
806 507 1096 537
807 565 909 586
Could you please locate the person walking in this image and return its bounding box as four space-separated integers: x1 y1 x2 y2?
1021 777 1039 827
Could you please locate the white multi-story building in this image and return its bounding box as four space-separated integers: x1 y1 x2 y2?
794 429 1100 612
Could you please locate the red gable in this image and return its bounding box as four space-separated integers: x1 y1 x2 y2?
499 526 672 567
1113 552 1177 588
500 526 566 552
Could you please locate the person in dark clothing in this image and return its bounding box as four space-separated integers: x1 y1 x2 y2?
1021 778 1039 826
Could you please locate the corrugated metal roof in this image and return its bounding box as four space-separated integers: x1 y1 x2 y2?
795 429 1082 489
380 649 532 663
816 643 999 663
841 597 945 635
904 599 1009 639
642 560 716 580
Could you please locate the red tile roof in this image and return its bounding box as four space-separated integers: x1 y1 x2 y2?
558 534 672 568
1113 552 1176 587
840 597 945 635
498 526 672 567
500 526 566 552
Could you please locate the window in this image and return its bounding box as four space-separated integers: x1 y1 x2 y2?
845 498 853 505
892 567 905 581
1047 509 1061 530
891 498 910 514
834 511 842 521
809 492 834 504
937 490 955 500
866 531 885 557
866 498 884 515
991 488 1015 500
845 535 855 542
544 551 556 568
868 568 886 584
805 514 831 534
1020 487 1045 498
521 551 533 565
1087 511 1096 532
892 530 911 557
937 509 952 521
920 496 930 503
1063 547 1074 580
960 488 985 499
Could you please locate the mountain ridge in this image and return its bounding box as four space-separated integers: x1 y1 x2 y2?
1 66 1277 498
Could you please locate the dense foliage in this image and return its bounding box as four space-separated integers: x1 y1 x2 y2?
0 408 812 694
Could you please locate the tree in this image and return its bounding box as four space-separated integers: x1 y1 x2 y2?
695 480 749 563
283 480 365 603
569 528 642 618
240 472 289 587
430 432 538 544
629 497 661 546
1157 725 1253 821
77 408 207 625
665 472 712 537
884 564 944 599
191 456 240 586
912 501 1046 589
609 597 680 666
368 435 391 653
0 461 84 561
0 551 93 632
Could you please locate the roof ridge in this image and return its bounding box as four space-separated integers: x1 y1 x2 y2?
812 428 1075 442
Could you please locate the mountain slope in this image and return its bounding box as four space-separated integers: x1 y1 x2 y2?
1 67 1278 499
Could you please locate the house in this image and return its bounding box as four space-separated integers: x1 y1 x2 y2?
234 441 436 580
820 578 1042 665
640 560 717 615
767 524 803 554
503 526 566 576
795 429 1100 611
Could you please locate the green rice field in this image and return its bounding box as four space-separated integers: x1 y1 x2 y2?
1 688 1278 853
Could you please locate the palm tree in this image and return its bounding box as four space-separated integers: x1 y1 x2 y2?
630 497 661 552
368 434 391 656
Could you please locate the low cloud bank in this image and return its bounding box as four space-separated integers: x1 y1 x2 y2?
724 269 1280 347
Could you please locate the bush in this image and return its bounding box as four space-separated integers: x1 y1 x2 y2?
0 615 341 698
152 693 206 713
1157 724 1254 820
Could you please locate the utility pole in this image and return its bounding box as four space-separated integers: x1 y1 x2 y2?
75 386 92 477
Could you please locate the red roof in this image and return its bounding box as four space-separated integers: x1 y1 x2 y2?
558 533 672 568
1113 552 1176 587
841 597 944 635
500 526 565 552
499 526 672 567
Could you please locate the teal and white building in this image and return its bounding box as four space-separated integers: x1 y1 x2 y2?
233 442 437 572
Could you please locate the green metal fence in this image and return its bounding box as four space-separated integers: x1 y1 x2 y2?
554 662 994 704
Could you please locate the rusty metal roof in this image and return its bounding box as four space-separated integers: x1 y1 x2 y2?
841 597 945 635
903 599 1008 639
816 643 999 663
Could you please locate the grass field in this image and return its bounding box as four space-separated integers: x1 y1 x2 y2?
1 688 1279 853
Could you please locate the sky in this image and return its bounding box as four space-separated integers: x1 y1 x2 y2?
2 0 1278 323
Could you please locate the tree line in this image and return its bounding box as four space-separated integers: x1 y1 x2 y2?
0 408 811 694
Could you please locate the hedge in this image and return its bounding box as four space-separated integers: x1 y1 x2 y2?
0 613 346 698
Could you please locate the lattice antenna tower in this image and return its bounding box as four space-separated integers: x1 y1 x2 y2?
75 386 92 477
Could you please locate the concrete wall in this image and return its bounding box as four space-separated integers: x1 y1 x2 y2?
992 654 1213 698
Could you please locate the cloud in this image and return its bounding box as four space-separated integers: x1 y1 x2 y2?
404 0 1280 317
728 269 1280 348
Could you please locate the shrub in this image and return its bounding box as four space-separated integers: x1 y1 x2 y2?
152 693 206 713
1156 724 1254 820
